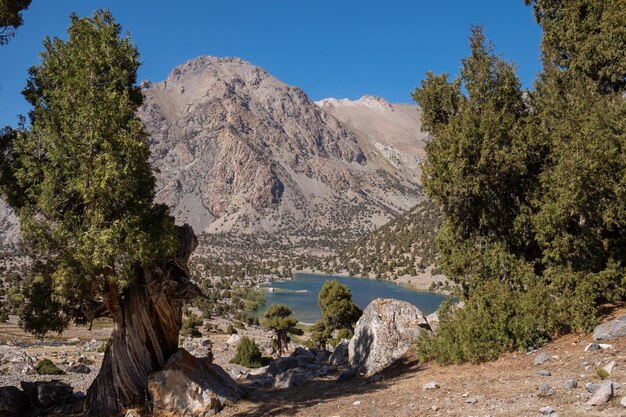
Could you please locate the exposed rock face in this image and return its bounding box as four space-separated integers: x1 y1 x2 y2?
592 315 626 340
139 56 421 237
349 298 429 377
148 348 242 417
329 339 349 366
20 380 73 408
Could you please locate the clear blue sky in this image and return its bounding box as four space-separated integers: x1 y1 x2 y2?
0 0 542 127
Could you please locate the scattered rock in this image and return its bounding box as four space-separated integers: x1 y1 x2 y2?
353 400 361 406
20 380 74 408
535 352 551 365
148 348 242 417
538 370 551 377
585 343 600 352
0 386 30 417
226 334 242 347
266 356 299 377
336 368 357 383
182 337 213 361
592 315 626 340
425 311 439 333
540 405 555 415
621 396 626 408
349 298 429 377
585 382 599 393
563 379 577 389
585 381 613 406
431 405 439 411
603 360 617 374
273 368 312 389
538 383 554 397
329 339 349 366
464 397 478 404
66 363 91 374
422 382 440 390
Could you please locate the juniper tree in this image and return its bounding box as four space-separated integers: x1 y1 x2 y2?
0 0 31 45
0 10 199 416
262 304 302 355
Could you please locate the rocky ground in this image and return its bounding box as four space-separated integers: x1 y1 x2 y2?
2 310 626 416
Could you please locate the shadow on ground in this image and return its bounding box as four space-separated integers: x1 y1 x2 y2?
230 357 424 417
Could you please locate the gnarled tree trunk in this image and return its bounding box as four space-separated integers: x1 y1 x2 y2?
84 225 200 417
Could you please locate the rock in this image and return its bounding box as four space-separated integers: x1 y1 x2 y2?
336 368 358 383
464 397 478 404
586 381 613 406
538 383 554 397
592 315 626 340
266 356 299 377
348 298 429 377
0 386 30 417
226 334 242 347
273 368 312 389
425 311 439 333
585 382 599 393
148 348 242 417
563 379 577 389
603 360 617 374
293 347 316 364
537 370 551 377
20 380 74 408
621 396 626 408
540 406 555 415
585 343 600 352
66 363 91 374
329 339 349 366
182 337 213 361
535 352 551 365
353 400 361 406
422 382 440 390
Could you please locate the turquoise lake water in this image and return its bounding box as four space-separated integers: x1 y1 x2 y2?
256 273 447 323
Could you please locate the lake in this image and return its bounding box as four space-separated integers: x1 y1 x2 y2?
256 273 447 323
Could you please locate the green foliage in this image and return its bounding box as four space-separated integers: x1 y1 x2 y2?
596 368 609 380
180 313 203 338
225 324 236 335
0 10 178 336
413 13 626 364
262 304 303 354
229 336 263 368
0 0 31 45
35 358 65 375
310 280 361 347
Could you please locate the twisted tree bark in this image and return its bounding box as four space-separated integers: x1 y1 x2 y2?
84 225 200 417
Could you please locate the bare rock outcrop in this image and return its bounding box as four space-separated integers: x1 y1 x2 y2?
148 348 242 417
348 298 430 377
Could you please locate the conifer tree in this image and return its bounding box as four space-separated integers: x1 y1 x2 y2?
262 304 302 355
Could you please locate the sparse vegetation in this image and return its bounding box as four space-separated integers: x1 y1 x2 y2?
229 336 264 368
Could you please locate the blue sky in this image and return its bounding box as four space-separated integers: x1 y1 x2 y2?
0 1 542 127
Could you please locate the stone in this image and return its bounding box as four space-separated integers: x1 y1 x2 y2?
336 368 357 383
329 339 349 366
603 360 617 374
585 343 600 352
563 379 577 389
20 380 74 408
182 337 213 361
348 298 429 377
0 386 30 417
66 363 91 374
464 397 478 404
540 406 555 415
148 348 242 417
226 334 242 347
353 400 361 406
585 382 599 393
592 315 626 340
538 383 554 397
273 368 312 389
266 356 299 377
422 382 440 390
425 311 439 333
537 370 551 376
621 396 626 408
535 352 551 365
586 381 613 406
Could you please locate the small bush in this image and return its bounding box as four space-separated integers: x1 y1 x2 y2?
35 359 65 375
225 324 236 335
230 336 263 368
596 368 609 380
180 314 203 338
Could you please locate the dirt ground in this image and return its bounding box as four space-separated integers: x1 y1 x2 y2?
225 332 626 417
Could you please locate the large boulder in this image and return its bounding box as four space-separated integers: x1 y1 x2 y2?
0 386 30 417
348 298 429 377
20 380 73 409
273 368 312 389
182 337 213 361
592 315 626 340
148 348 242 417
329 339 349 366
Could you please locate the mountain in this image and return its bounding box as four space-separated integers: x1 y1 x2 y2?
0 56 427 253
139 56 424 240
